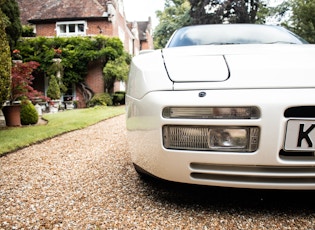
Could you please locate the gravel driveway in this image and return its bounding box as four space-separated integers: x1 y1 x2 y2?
1 115 315 229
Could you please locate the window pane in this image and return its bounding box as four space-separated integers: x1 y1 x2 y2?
69 24 75 33
78 24 84 32
59 25 67 33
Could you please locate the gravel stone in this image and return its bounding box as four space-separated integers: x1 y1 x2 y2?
1 115 315 229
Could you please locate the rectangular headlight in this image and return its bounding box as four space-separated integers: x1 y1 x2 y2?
163 125 259 152
162 107 260 119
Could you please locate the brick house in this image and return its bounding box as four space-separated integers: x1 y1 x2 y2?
16 0 154 107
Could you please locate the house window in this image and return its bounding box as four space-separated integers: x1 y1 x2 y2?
60 25 67 33
56 21 87 36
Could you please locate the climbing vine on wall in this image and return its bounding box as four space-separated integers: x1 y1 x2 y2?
15 35 126 88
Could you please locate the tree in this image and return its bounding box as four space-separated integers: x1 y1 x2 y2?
254 0 269 24
154 0 191 49
10 61 46 103
189 0 265 24
265 0 290 25
0 4 11 109
103 54 130 93
0 0 22 50
224 0 255 23
269 0 315 43
290 0 315 43
190 0 224 24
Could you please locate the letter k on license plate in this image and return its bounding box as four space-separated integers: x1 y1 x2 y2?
285 120 315 151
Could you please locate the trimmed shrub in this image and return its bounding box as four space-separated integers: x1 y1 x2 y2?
20 100 38 125
87 93 113 107
112 91 125 105
47 75 61 100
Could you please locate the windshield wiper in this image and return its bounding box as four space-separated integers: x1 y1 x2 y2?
206 42 241 45
267 41 297 44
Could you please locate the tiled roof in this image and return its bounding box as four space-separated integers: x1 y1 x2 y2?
137 19 152 41
127 19 152 41
17 0 109 24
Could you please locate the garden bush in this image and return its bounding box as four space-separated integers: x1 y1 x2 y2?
0 8 11 109
87 93 113 107
112 91 125 105
20 100 38 125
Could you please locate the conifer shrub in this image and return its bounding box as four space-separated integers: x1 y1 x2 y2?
47 75 61 100
20 100 38 125
0 8 11 109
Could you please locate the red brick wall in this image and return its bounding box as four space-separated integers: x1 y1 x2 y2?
85 60 105 94
36 23 56 36
141 41 150 50
86 20 113 36
141 30 154 50
73 59 105 108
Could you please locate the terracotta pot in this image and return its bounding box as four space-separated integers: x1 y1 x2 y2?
2 105 21 127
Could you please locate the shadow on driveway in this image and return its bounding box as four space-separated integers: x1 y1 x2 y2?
137 175 315 215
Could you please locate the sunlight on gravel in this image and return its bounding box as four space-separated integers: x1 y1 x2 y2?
1 115 315 229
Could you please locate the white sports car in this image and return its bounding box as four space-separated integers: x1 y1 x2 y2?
126 24 315 190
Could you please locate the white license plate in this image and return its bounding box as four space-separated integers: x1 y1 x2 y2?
284 119 315 151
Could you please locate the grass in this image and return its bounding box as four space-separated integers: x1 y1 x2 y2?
0 106 125 156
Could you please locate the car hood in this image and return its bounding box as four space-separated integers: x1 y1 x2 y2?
162 45 315 89
162 47 229 82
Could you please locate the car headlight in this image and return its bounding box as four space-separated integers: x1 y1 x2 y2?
163 125 260 152
162 107 260 119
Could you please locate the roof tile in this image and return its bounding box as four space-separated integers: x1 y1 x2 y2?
17 0 109 23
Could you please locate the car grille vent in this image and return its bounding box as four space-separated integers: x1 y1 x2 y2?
279 149 315 159
190 163 315 185
284 106 315 118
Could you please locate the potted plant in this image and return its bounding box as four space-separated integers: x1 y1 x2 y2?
53 48 62 59
12 49 22 62
2 61 47 126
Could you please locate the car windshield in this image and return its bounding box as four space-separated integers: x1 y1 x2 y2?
167 24 308 48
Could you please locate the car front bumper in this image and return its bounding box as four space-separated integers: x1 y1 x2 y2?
126 88 315 189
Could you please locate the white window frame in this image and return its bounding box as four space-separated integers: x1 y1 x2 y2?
56 20 87 36
118 26 125 43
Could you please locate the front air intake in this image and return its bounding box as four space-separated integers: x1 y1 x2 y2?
284 106 315 118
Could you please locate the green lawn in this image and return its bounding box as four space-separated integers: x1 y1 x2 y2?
0 106 125 156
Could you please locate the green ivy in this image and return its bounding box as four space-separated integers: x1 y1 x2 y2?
15 36 126 88
22 25 35 37
103 53 130 93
